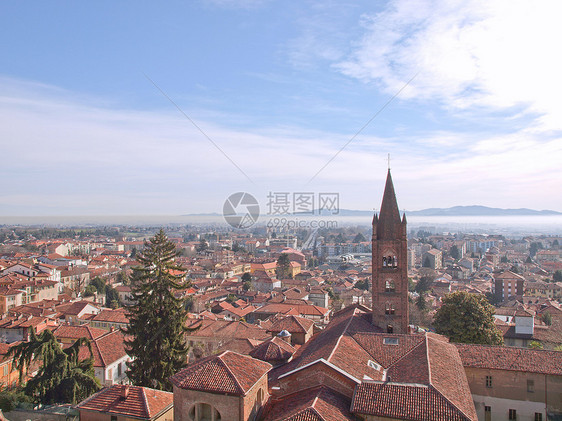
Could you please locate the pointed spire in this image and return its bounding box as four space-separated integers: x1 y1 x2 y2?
376 169 402 239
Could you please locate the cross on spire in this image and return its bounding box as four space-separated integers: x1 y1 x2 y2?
387 153 391 170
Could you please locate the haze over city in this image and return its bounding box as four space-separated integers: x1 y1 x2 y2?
2 0 562 218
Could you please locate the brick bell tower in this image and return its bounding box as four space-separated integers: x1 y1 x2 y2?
372 169 408 334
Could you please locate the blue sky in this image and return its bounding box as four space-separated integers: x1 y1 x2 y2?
1 0 562 216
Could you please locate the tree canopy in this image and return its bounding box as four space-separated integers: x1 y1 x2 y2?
8 330 100 404
276 253 292 279
124 229 197 391
433 291 503 345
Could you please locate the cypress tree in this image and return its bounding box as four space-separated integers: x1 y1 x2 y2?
124 229 195 390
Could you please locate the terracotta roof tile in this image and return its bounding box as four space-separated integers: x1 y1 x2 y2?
249 336 295 362
456 343 562 375
77 385 172 420
351 382 472 421
263 386 354 421
170 351 271 396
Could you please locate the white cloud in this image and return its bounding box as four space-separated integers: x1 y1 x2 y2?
337 0 562 131
1 75 561 216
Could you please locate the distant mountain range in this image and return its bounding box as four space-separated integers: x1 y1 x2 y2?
296 206 562 216
187 206 561 217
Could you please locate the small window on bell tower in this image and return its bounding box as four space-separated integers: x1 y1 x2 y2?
385 280 395 292
387 325 394 333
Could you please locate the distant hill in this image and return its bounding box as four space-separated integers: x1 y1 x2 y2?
312 206 562 217
406 206 562 216
187 206 561 217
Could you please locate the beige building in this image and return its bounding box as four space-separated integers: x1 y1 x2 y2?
457 344 562 421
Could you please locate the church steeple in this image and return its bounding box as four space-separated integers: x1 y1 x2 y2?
374 170 406 240
372 169 408 334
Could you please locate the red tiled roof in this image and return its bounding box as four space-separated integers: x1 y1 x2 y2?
456 343 562 375
263 386 354 421
267 315 314 334
249 336 295 362
92 308 130 324
53 325 107 341
170 350 271 396
76 385 172 420
351 382 472 421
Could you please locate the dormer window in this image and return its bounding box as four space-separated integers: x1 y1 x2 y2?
368 360 381 371
383 337 399 345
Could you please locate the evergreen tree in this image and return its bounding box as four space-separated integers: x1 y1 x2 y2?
276 253 292 279
433 291 503 345
124 229 196 391
8 330 100 404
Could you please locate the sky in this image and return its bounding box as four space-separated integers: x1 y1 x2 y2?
1 0 562 217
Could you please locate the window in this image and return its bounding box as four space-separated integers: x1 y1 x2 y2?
509 409 517 420
368 360 381 370
111 416 117 421
189 403 222 421
485 375 492 388
2 365 8 376
484 406 491 421
386 325 393 334
385 303 395 315
535 413 543 421
385 280 395 293
383 337 399 345
527 379 535 392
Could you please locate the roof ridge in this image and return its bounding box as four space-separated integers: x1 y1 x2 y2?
386 336 427 371
326 307 357 363
425 335 432 385
218 352 245 395
140 386 151 419
428 384 472 421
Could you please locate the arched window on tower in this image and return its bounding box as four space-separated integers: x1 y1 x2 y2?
382 256 387 267
392 255 398 267
189 403 222 421
385 303 395 315
385 280 395 293
387 325 394 333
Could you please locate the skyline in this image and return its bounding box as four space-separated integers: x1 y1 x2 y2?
2 1 562 217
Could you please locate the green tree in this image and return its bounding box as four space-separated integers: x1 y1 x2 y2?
355 279 369 291
433 291 503 345
416 294 428 312
500 255 508 263
196 238 208 252
553 270 562 283
8 330 100 404
529 341 543 350
124 230 196 391
542 312 553 326
353 232 366 243
529 242 542 258
422 256 431 268
83 284 97 297
241 272 252 283
89 277 106 294
105 285 120 307
415 275 435 294
450 245 460 260
276 254 292 279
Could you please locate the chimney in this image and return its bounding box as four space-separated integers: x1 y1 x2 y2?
121 385 130 399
